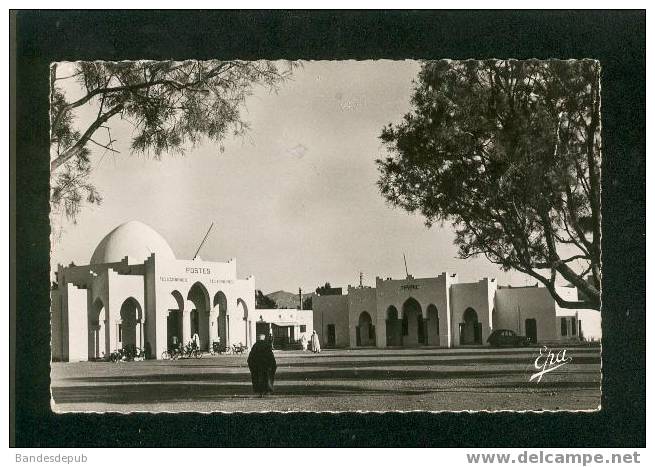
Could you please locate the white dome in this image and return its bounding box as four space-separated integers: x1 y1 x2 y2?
90 221 176 265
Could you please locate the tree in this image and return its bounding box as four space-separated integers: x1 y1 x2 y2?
255 290 277 309
302 296 313 310
315 282 332 295
50 60 295 223
377 60 600 310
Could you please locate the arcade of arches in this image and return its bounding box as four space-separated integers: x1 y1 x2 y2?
166 286 252 352
384 299 440 347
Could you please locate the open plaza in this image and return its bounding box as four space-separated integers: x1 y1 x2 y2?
50 346 601 412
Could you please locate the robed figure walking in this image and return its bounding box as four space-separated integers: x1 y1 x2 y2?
311 330 321 353
247 335 277 396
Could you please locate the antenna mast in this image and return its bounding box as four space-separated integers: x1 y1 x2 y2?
403 253 409 278
193 222 214 260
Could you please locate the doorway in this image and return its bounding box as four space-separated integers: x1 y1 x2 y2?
357 311 375 346
460 308 482 345
327 324 336 347
167 310 182 350
525 318 537 343
385 305 401 346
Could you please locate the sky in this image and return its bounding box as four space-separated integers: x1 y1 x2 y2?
51 60 531 294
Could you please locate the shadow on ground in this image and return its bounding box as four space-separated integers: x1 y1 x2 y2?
52 365 600 405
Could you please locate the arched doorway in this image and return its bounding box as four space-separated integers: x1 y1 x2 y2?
385 305 401 347
460 307 482 345
188 282 210 351
89 298 107 360
402 298 423 346
356 311 375 346
119 297 143 350
213 291 228 349
426 304 440 346
167 290 184 351
237 298 250 347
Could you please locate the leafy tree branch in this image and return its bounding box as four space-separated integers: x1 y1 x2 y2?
377 60 601 310
50 60 296 224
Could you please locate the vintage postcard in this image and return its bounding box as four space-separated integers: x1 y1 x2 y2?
49 59 602 413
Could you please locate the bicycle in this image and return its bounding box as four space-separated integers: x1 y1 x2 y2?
109 349 123 363
182 342 203 359
161 347 182 360
232 343 248 355
209 341 222 356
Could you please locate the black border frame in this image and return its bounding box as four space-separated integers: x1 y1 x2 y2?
11 10 645 447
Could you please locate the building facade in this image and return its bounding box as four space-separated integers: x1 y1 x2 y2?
51 221 257 361
52 221 601 361
312 274 601 348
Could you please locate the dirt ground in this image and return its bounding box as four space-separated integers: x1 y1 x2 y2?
50 346 601 413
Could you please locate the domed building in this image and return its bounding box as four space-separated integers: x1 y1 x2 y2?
51 221 255 361
90 221 176 265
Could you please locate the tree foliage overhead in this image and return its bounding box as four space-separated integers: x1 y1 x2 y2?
378 60 601 310
50 60 295 223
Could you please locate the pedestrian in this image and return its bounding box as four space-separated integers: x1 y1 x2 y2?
247 334 277 397
192 332 200 350
311 330 321 353
171 335 178 351
300 333 308 351
267 330 275 350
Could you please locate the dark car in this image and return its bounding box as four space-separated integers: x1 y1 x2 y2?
487 329 530 347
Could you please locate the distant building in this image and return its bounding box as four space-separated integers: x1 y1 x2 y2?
312 274 601 348
253 308 314 349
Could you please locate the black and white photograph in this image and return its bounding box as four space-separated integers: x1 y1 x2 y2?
48 58 603 413
11 9 646 450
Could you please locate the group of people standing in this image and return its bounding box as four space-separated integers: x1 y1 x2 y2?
247 330 321 397
168 332 200 352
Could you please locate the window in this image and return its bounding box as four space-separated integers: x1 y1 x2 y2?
300 325 306 332
561 318 568 336
327 324 336 346
571 317 577 335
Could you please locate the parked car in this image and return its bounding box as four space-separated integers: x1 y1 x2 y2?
487 329 530 347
